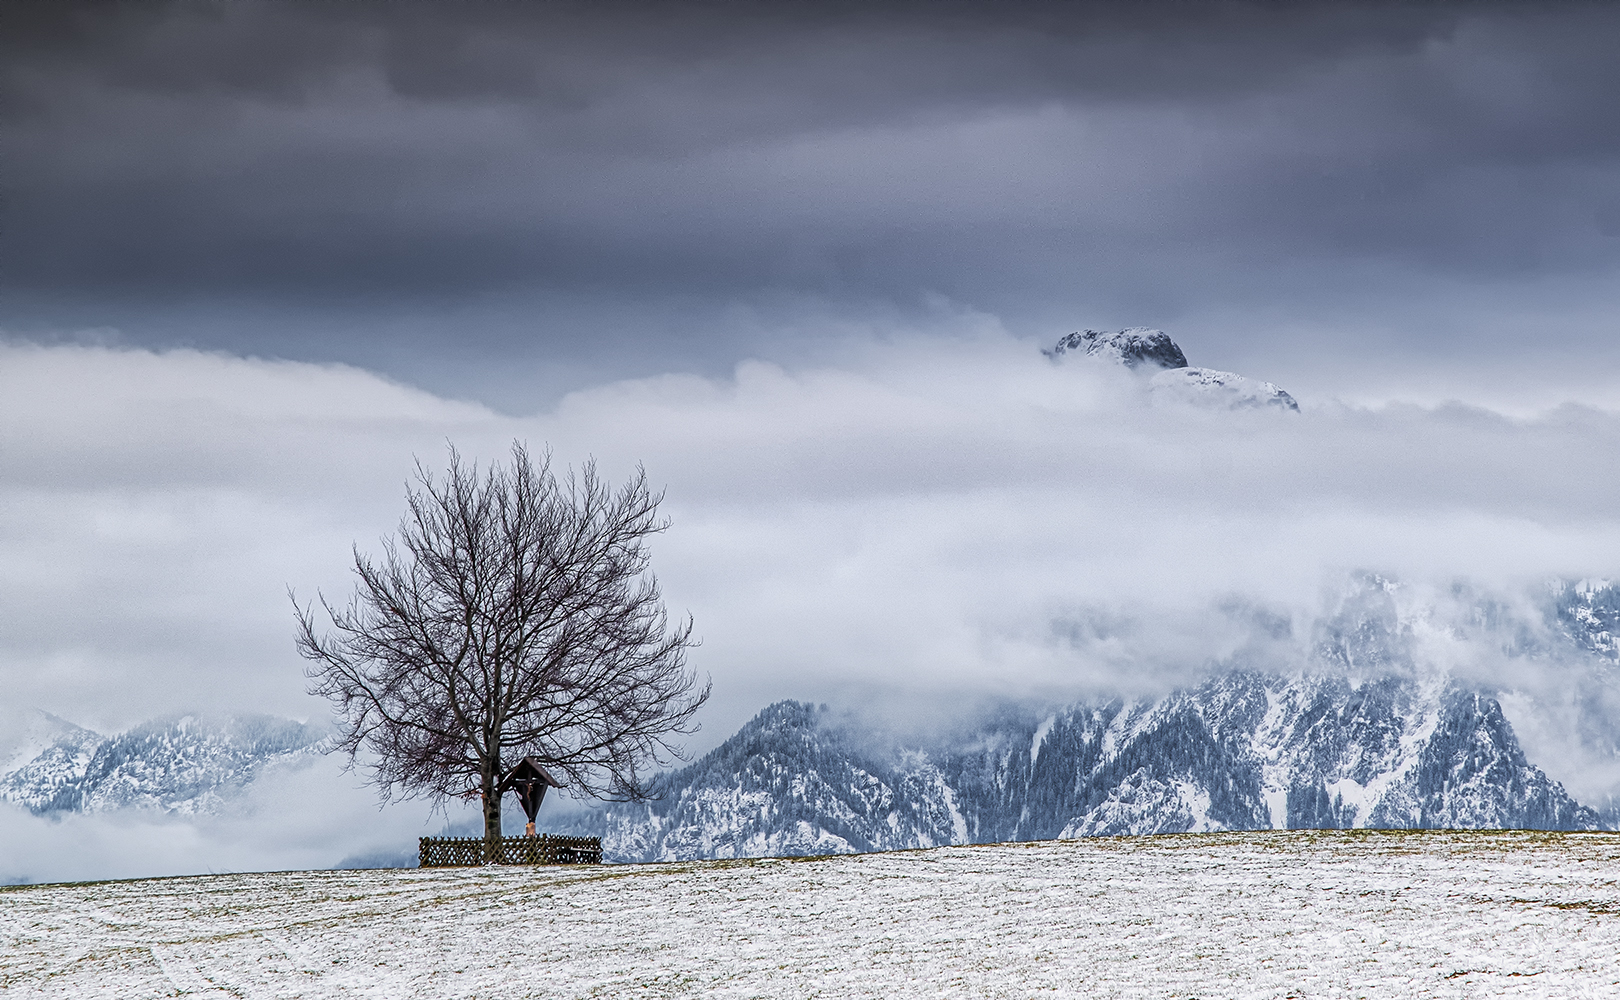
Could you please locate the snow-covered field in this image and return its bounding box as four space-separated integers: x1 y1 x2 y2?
3 830 1618 998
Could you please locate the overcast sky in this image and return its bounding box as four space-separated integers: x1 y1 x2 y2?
6 0 1619 408
4 1 1620 878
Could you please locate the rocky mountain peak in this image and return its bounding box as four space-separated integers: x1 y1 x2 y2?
1047 327 1300 412
1045 328 1189 370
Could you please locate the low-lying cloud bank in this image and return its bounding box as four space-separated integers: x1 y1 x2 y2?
3 329 1619 877
0 754 458 885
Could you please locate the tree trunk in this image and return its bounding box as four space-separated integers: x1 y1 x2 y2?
481 758 502 863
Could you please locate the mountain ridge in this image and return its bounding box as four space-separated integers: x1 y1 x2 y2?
557 577 1620 861
0 713 327 816
564 668 1605 864
8 579 1617 868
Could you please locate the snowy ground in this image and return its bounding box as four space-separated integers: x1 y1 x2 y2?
3 830 1618 998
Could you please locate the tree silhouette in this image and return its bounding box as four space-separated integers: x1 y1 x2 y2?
295 442 708 859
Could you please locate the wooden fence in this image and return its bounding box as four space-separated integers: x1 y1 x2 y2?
419 834 604 867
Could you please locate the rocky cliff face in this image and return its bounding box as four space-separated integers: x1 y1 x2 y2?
1046 328 1189 370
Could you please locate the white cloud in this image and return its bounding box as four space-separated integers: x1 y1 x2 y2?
8 332 1620 722
3 330 1620 877
0 755 457 884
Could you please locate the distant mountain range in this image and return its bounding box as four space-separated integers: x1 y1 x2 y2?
563 676 1605 863
4 578 1616 865
0 713 326 816
558 577 1620 862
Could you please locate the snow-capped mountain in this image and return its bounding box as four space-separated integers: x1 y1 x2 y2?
11 578 1615 867
569 673 1600 863
563 578 1620 862
0 713 327 816
1045 328 1189 369
1047 327 1298 411
0 712 105 814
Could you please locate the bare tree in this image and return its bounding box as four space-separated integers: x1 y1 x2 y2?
294 442 709 859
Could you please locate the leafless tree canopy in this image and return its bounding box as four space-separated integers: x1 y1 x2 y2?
295 443 708 845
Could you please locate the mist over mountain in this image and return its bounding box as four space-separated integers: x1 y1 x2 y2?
557 576 1619 862
0 714 327 818
4 577 1616 872
567 679 1598 864
1048 327 1299 411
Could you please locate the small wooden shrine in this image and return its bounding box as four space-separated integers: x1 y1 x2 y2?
418 756 599 867
497 756 564 838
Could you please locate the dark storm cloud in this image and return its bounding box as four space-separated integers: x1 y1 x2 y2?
4 1 1619 392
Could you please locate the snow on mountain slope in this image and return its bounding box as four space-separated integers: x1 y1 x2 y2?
0 712 104 814
576 702 970 862
1044 327 1300 411
570 664 1602 864
1558 578 1620 663
0 714 327 816
567 579 1613 862
1149 366 1300 411
10 580 1615 864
